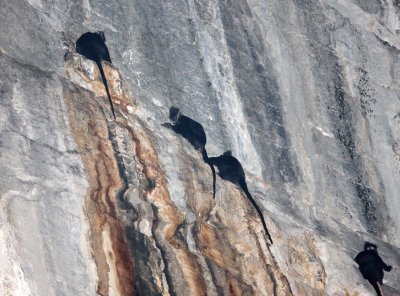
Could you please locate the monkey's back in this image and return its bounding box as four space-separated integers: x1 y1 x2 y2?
213 155 245 183
76 32 111 63
355 251 384 282
173 116 206 150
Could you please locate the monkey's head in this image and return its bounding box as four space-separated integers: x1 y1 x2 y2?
364 242 378 251
169 107 181 124
223 150 232 156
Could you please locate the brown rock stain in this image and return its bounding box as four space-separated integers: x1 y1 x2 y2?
126 124 207 296
228 278 243 296
197 222 237 269
65 52 207 294
178 162 291 295
285 234 326 295
63 84 135 296
97 61 136 114
64 53 136 117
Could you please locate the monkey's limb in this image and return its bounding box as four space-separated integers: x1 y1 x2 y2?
202 149 216 199
383 265 392 272
96 60 116 120
368 280 383 296
161 122 173 128
379 257 392 272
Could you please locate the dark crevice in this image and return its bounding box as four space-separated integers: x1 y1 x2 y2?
4 129 79 156
103 122 138 294
151 204 178 296
0 50 55 77
330 65 357 160
354 176 378 233
107 123 134 211
126 227 162 296
330 58 379 234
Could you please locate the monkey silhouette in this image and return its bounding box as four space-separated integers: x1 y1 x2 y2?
354 242 393 296
75 31 116 119
162 107 216 199
208 151 273 245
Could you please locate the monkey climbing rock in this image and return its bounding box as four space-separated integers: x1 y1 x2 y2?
162 107 216 199
208 151 273 245
76 31 116 119
354 242 393 296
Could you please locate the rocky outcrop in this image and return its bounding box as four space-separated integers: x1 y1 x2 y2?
1 0 400 295
62 53 292 295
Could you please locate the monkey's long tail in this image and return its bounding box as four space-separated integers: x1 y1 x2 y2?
369 280 383 296
240 180 273 245
202 149 216 199
96 60 116 120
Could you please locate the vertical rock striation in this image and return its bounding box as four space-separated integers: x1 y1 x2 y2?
1 0 400 295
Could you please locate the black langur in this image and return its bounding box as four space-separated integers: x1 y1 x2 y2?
162 107 216 198
75 31 116 119
354 242 393 296
208 151 273 245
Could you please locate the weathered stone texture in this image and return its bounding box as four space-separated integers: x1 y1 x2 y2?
1 0 400 295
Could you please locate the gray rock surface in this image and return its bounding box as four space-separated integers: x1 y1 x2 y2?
1 0 400 295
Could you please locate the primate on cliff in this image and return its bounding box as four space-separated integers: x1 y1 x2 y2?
75 31 116 119
162 107 216 198
354 242 393 296
208 151 273 244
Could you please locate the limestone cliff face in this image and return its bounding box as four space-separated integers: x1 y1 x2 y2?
0 0 400 296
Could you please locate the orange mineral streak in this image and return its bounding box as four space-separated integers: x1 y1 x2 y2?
63 87 135 296
94 61 135 114
196 222 232 268
126 124 207 295
65 55 208 295
228 278 243 296
64 53 136 117
286 234 326 295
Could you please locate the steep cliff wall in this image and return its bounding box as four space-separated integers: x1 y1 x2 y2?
1 0 399 295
